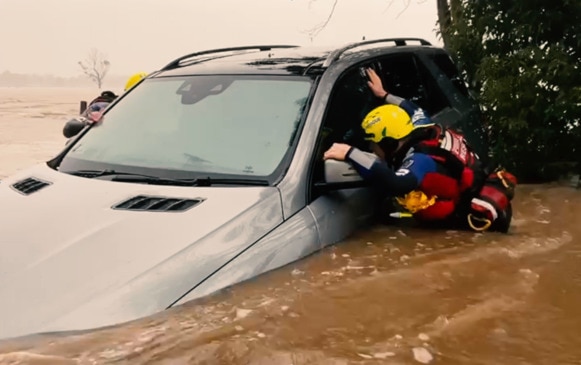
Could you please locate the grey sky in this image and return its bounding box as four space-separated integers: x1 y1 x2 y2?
0 0 441 77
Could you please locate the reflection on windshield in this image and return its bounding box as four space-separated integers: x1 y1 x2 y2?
61 75 312 178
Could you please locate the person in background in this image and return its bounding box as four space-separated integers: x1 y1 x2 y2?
323 68 517 232
62 72 148 138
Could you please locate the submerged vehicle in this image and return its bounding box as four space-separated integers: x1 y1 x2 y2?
0 38 489 339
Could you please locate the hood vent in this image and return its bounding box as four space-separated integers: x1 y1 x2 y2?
113 195 203 212
12 177 51 195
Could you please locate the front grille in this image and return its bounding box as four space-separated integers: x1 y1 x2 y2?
11 177 51 195
112 195 203 212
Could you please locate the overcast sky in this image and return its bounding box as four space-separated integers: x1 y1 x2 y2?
0 0 441 77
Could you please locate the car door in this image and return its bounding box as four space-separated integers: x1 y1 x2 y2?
306 52 461 246
306 64 380 247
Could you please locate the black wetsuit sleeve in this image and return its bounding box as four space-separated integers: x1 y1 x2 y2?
346 147 419 196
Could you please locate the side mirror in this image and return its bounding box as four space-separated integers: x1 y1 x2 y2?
324 159 363 183
63 118 87 138
314 159 368 191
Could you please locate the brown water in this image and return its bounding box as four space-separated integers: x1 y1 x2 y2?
0 87 580 365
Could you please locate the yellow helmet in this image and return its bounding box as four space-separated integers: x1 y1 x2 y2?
361 104 414 142
124 72 148 91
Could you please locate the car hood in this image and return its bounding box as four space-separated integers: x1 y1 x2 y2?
0 164 283 340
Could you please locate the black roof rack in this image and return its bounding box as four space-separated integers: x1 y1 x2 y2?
302 59 327 76
322 37 432 67
161 45 299 71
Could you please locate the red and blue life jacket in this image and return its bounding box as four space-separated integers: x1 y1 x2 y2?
408 125 485 222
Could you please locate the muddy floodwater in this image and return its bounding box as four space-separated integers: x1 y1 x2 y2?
0 87 580 365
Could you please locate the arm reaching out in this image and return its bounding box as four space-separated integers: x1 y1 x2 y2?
365 67 387 99
365 68 404 106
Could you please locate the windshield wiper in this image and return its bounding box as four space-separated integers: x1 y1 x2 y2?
67 169 135 178
112 175 201 186
67 170 269 186
193 177 270 186
67 169 199 186
113 176 269 187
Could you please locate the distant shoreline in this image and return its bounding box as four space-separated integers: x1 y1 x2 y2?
0 71 129 90
0 85 124 90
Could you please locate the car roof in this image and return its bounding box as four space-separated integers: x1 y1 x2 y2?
152 38 446 78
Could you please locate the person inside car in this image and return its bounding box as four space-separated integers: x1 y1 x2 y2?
323 68 516 232
62 72 148 138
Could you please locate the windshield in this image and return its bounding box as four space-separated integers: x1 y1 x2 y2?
59 75 313 181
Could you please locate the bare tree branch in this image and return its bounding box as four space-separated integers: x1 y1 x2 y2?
78 48 110 89
380 0 397 15
393 0 429 17
302 0 339 41
302 0 431 42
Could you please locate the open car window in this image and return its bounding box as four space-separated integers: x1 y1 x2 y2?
308 64 381 199
375 53 450 117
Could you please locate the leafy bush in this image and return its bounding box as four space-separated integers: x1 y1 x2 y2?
443 0 581 182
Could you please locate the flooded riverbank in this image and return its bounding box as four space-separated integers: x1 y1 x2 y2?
0 87 579 365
